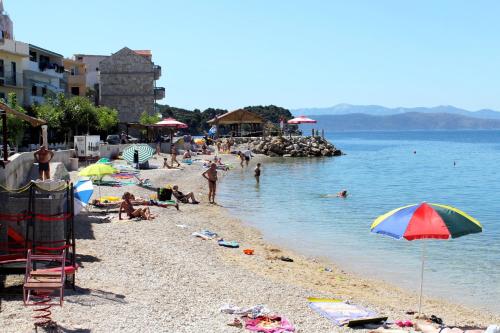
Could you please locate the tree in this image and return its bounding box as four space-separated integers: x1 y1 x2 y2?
3 93 28 148
95 106 118 134
139 111 159 125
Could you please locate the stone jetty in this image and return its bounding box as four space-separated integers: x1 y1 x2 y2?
232 136 342 157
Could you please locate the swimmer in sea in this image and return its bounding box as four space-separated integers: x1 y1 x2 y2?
337 189 348 198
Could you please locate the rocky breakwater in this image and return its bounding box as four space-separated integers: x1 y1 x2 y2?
233 136 342 157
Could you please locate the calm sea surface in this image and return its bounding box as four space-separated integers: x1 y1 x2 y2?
218 130 500 314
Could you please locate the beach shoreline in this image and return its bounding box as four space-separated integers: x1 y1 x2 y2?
1 153 498 332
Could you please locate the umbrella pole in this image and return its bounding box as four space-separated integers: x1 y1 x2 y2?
418 241 427 316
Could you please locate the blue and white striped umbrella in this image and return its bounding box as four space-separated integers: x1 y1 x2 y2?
122 144 155 164
74 179 94 215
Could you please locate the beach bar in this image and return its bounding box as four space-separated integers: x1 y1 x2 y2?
207 109 265 138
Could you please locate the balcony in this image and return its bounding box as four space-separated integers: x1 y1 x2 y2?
0 71 23 88
154 87 165 100
26 60 64 79
154 65 161 80
67 74 86 87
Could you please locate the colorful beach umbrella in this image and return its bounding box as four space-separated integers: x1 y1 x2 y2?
371 202 482 315
74 179 93 215
122 144 155 164
287 115 317 124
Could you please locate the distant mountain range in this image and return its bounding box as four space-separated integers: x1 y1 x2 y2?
300 112 500 131
293 104 500 120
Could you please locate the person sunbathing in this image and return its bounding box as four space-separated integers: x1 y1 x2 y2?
119 192 154 220
172 185 200 204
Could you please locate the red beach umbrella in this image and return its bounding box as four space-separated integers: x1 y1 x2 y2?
155 118 188 129
287 116 317 124
154 118 188 146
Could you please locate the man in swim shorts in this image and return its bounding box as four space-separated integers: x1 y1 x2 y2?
202 163 218 204
172 185 199 204
34 145 54 180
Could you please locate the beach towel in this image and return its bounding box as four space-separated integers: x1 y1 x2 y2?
218 240 239 248
307 298 379 326
245 316 295 333
192 230 218 240
220 304 271 318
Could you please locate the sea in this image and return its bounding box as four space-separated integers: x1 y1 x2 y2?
218 130 500 314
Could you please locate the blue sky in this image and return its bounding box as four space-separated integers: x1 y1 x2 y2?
7 0 500 111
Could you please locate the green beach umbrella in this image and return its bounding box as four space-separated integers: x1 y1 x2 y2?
122 144 155 164
371 202 482 315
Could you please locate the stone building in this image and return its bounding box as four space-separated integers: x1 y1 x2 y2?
98 47 164 123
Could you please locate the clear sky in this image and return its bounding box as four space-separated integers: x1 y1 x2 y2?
6 0 500 111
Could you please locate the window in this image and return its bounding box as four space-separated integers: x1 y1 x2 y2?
29 51 37 62
11 62 16 86
0 59 4 77
71 87 80 96
32 85 37 96
42 86 47 95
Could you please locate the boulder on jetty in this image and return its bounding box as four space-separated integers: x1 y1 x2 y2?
231 136 342 157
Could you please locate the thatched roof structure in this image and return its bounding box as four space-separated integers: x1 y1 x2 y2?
207 109 265 125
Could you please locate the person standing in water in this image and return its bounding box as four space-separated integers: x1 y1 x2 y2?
202 163 218 204
254 163 261 183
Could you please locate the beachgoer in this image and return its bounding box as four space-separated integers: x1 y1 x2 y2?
120 132 128 144
216 140 222 153
237 151 245 167
243 149 252 166
170 145 181 167
254 163 261 183
183 150 192 160
227 138 234 153
34 145 54 180
202 163 218 204
337 189 348 198
172 185 199 204
183 134 192 152
155 135 162 155
119 192 154 220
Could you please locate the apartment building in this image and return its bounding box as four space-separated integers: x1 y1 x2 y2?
0 38 28 104
63 58 86 97
99 47 164 123
22 44 65 106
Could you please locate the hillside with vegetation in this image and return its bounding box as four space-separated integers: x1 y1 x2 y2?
155 104 293 135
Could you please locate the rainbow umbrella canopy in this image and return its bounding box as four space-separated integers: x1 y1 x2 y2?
371 202 482 315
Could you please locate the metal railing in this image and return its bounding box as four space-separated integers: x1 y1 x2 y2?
0 71 23 87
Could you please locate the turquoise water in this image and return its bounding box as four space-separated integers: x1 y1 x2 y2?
218 130 500 314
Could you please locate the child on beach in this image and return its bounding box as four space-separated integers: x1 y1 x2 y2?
254 163 261 183
202 163 218 204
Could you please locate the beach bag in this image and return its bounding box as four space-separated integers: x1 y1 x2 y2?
157 188 173 201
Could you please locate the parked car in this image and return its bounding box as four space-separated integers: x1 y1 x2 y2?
106 135 120 145
127 135 139 143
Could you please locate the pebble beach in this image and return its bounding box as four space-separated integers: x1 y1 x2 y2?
1 153 499 333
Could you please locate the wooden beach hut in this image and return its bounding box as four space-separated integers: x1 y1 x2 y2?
207 109 265 138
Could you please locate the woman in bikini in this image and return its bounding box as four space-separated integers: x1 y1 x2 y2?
119 192 154 220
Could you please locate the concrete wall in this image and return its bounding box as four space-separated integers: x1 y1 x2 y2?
0 149 74 189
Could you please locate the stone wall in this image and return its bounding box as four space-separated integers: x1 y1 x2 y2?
232 136 342 157
99 47 156 123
